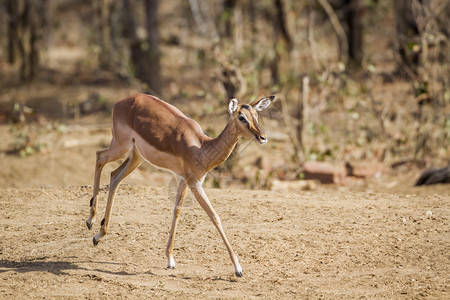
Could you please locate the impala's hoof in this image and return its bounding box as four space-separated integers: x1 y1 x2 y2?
86 220 93 230
235 271 243 277
167 257 175 269
93 236 99 246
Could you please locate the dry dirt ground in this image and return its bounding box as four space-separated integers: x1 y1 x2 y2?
0 106 449 299
1 183 449 299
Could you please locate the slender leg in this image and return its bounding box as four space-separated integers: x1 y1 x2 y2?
86 149 108 229
165 177 188 269
87 138 130 230
93 147 142 245
188 181 243 277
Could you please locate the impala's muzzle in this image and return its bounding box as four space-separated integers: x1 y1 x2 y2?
256 134 267 144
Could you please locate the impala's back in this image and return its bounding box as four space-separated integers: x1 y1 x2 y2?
111 94 206 173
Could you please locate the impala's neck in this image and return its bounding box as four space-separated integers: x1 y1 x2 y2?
200 118 240 171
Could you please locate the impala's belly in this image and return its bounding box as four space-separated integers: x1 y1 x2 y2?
133 134 182 175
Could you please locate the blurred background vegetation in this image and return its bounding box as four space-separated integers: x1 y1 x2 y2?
0 0 448 190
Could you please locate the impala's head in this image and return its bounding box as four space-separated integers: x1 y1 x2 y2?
228 96 275 144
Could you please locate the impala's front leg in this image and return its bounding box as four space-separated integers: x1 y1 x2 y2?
188 181 243 277
166 177 188 269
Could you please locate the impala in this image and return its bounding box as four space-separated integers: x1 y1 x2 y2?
86 93 274 277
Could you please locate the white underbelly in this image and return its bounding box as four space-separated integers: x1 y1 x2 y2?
133 134 183 175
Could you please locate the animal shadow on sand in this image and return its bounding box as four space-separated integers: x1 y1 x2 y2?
0 256 139 276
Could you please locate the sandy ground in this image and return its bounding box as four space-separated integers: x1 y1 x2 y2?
1 184 449 299
0 117 449 299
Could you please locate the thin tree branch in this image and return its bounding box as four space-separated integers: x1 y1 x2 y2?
318 0 349 64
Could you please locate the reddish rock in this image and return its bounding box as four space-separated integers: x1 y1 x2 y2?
302 161 346 184
346 161 385 178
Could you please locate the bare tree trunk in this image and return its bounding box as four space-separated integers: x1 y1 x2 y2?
223 0 236 38
322 0 364 68
274 0 292 51
319 0 348 65
6 0 19 64
144 0 162 94
248 0 256 42
188 0 218 40
121 0 162 94
121 0 138 63
296 76 309 154
267 0 293 85
220 0 243 53
94 0 114 69
343 0 363 67
4 0 47 81
393 0 421 77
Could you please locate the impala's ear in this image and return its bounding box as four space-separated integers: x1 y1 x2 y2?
228 97 238 115
250 96 275 111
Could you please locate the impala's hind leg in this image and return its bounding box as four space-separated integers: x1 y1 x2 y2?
86 138 130 230
93 146 142 245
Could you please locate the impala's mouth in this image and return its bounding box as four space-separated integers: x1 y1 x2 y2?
256 134 267 144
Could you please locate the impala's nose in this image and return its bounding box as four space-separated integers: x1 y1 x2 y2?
258 135 267 144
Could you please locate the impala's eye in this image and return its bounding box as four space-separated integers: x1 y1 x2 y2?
238 114 248 123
